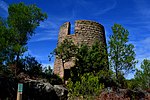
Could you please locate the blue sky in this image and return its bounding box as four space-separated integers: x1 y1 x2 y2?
0 0 150 78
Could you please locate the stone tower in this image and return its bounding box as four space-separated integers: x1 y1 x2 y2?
54 20 107 79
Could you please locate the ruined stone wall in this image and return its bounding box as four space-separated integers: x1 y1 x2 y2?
54 20 107 78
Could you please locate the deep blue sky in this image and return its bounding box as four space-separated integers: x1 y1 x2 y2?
0 0 150 78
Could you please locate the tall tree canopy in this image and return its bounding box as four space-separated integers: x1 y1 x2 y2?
108 24 137 80
8 2 47 61
0 2 47 75
8 3 47 45
0 17 18 68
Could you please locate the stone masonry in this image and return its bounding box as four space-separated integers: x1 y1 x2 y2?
54 20 107 78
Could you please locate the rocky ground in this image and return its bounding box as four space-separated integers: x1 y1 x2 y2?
68 89 150 100
1 74 150 100
96 89 150 100
0 75 68 100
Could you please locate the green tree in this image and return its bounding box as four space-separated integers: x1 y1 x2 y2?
0 17 19 73
20 55 43 78
108 24 137 80
43 66 53 76
71 41 108 82
8 2 47 69
0 18 8 65
0 2 47 76
53 38 77 78
135 59 150 89
67 41 111 98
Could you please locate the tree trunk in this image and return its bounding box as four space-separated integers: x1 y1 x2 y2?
115 67 118 80
116 45 119 80
62 59 65 83
15 51 20 76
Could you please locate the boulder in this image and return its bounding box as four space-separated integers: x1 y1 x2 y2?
54 85 68 100
23 79 68 100
23 79 58 100
0 76 68 100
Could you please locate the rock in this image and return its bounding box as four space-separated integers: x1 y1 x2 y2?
23 79 59 100
54 85 68 100
23 79 68 100
0 76 68 100
97 88 150 100
44 83 54 92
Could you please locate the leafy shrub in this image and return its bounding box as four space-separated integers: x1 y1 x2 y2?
67 73 104 99
126 79 138 90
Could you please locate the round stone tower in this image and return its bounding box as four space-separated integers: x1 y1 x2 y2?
54 20 107 78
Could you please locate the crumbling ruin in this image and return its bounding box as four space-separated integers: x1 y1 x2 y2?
54 20 107 78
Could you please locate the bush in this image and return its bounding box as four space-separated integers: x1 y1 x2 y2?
67 73 104 99
126 79 138 90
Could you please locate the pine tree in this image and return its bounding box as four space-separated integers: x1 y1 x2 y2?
109 24 137 80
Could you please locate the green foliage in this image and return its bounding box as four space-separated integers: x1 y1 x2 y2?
56 40 108 98
54 40 108 76
126 79 138 90
53 38 77 81
0 2 47 76
21 55 43 77
117 72 128 88
43 66 53 76
8 2 47 44
97 70 115 87
49 74 63 85
54 38 77 62
7 2 47 65
108 24 137 80
134 59 150 90
42 66 63 85
71 41 108 83
67 73 104 99
0 17 18 64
